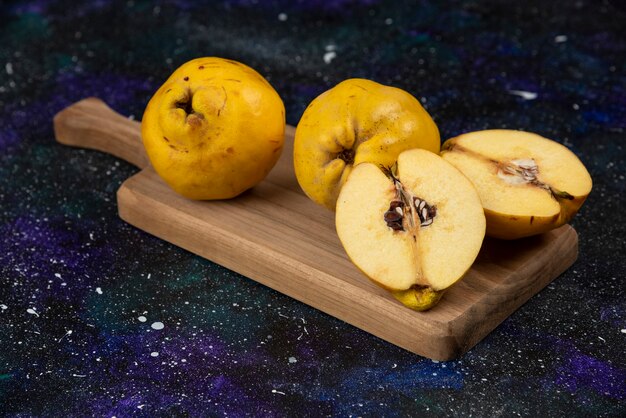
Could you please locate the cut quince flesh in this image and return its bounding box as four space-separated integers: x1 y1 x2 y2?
441 130 592 239
336 149 486 311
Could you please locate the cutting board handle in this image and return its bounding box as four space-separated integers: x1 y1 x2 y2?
53 97 149 169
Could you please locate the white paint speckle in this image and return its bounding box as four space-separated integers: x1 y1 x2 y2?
151 321 164 330
385 17 393 25
72 373 86 378
95 287 103 295
621 329 626 334
26 308 39 317
138 316 147 322
147 273 151 279
271 389 286 395
554 35 568 43
0 304 7 310
508 90 538 100
323 51 337 64
58 330 72 342
5 62 13 75
54 273 62 279
288 356 297 364
278 13 287 21
137 404 146 410
150 351 159 357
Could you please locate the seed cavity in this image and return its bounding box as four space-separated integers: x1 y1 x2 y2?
498 158 574 200
381 166 437 232
384 201 405 231
497 158 539 185
414 196 437 227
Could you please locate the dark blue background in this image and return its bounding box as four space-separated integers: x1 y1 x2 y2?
0 1 624 416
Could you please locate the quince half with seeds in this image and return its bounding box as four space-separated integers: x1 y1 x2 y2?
336 149 486 311
441 130 592 239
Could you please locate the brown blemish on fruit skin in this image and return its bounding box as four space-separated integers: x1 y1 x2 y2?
198 66 204 70
530 216 535 224
187 113 204 127
184 76 189 81
217 86 227 116
224 79 241 83
226 147 234 154
167 142 189 153
163 136 170 142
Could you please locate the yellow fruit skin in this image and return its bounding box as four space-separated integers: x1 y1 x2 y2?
391 287 444 311
294 78 440 210
142 57 285 200
483 194 589 239
350 261 445 311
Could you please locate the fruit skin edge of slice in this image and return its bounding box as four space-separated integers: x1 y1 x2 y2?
335 151 486 312
345 260 445 311
391 286 444 311
440 130 592 240
482 196 588 240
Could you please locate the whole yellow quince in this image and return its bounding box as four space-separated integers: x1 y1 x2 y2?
294 78 440 210
142 57 285 200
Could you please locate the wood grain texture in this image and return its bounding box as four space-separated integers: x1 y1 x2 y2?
54 99 579 360
54 98 149 169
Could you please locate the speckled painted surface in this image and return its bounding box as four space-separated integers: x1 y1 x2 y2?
0 1 625 416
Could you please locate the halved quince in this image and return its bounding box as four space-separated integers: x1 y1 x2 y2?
441 130 592 239
336 149 486 311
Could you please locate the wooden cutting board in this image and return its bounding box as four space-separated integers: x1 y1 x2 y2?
53 98 578 361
